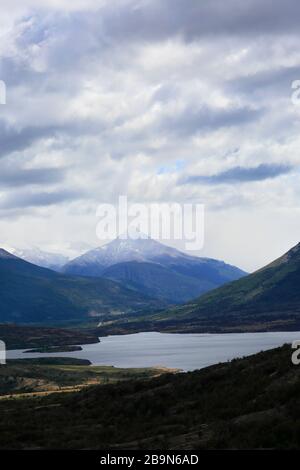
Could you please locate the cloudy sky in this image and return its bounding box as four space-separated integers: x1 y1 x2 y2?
0 0 300 272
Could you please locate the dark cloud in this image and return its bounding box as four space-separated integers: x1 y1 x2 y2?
6 0 299 85
100 0 300 42
0 165 66 187
180 164 293 185
0 120 58 158
226 65 300 97
0 118 109 159
0 189 83 210
158 105 262 137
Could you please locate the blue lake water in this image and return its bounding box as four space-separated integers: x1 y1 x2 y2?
7 331 300 371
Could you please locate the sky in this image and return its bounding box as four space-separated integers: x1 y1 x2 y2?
0 0 300 272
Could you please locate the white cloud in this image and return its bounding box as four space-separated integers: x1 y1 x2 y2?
0 1 300 271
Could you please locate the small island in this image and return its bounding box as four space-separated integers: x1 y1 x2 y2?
24 345 83 354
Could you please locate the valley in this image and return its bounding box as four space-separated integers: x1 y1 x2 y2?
95 242 300 335
0 248 163 325
0 345 299 449
2 239 300 451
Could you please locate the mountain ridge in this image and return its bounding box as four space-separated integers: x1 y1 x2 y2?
0 249 163 325
149 241 300 331
96 242 300 334
10 247 69 271
62 236 246 303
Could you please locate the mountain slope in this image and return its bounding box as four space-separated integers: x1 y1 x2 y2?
1 345 300 449
0 249 162 325
63 236 185 273
143 242 300 332
63 236 246 303
11 247 69 271
102 261 212 303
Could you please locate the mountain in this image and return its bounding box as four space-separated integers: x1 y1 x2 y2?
0 249 162 325
63 236 246 303
129 242 300 333
10 247 69 271
102 261 208 303
63 236 188 275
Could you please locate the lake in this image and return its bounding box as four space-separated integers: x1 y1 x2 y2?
7 331 300 371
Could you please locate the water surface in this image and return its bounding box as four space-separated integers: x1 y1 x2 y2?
7 331 300 371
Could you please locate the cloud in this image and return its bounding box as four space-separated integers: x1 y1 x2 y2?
0 121 57 158
0 0 299 271
78 0 300 43
180 164 293 185
226 65 300 98
0 164 66 187
0 189 83 210
157 105 262 137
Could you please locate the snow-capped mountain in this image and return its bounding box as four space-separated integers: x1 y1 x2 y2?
65 236 187 270
62 236 247 302
0 248 18 259
0 246 161 324
10 247 69 271
63 235 192 275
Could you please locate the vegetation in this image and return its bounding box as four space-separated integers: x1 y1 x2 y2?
102 255 245 304
97 242 300 334
0 358 168 397
63 236 245 304
103 260 209 303
0 324 99 349
0 345 299 449
0 252 162 325
24 345 83 353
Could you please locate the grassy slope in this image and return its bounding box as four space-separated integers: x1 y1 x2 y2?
103 261 213 303
0 256 162 324
0 345 299 449
0 358 169 397
99 243 300 334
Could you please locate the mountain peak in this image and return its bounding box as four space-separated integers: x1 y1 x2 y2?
285 242 300 260
10 246 69 271
0 248 17 259
264 242 300 270
288 241 300 254
116 230 150 241
70 236 185 270
62 235 246 303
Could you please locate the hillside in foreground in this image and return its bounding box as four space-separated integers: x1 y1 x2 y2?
0 358 168 398
0 344 299 449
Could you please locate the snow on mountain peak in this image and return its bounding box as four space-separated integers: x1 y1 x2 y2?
65 236 189 270
0 248 17 259
10 247 69 270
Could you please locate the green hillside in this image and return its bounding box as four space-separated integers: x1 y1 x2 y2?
0 249 162 325
103 261 214 303
149 242 300 332
97 242 300 334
